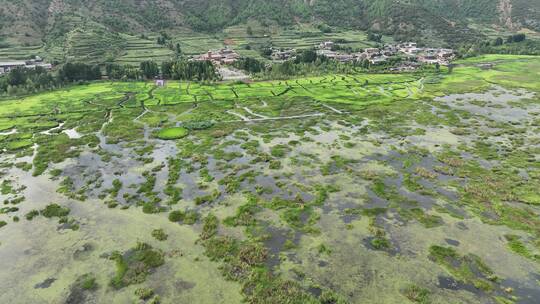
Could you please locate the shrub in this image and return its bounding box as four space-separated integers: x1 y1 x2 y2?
41 203 70 218
168 210 184 222
151 228 168 241
25 210 40 220
135 287 154 300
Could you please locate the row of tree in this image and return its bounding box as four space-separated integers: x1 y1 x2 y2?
458 34 539 57
58 63 102 82
0 58 221 95
493 33 527 46
0 63 103 95
233 57 265 74
105 60 219 81
0 67 58 95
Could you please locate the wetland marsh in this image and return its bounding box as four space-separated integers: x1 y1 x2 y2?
0 55 539 304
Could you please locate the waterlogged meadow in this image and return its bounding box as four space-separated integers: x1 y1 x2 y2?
0 55 539 304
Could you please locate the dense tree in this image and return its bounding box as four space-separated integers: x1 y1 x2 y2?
367 32 382 43
175 43 182 58
140 61 160 79
6 67 26 86
458 37 539 56
171 60 218 81
317 23 332 33
0 66 58 95
295 49 319 64
161 61 175 79
233 57 265 74
507 33 526 43
105 64 142 80
59 63 101 82
260 47 273 58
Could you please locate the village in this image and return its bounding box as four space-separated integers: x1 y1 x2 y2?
315 41 455 66
314 41 455 67
0 41 454 79
190 40 455 72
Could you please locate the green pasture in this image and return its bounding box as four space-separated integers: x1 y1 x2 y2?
0 55 538 128
0 54 537 157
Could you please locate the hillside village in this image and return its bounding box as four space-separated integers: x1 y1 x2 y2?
0 41 454 80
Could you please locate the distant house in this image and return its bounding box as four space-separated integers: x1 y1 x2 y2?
0 61 27 74
398 42 422 56
438 49 455 60
382 46 397 56
369 56 388 65
0 58 53 75
319 41 334 50
418 54 439 64
390 62 420 72
335 54 355 62
25 63 52 70
364 48 380 54
399 42 417 49
358 48 387 64
271 48 296 61
317 49 337 58
193 47 240 65
406 48 422 55
354 52 368 60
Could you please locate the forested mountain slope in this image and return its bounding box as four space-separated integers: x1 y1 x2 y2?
0 0 538 49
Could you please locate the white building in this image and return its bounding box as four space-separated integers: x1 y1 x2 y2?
319 41 334 50
0 59 53 75
193 48 240 65
0 61 27 74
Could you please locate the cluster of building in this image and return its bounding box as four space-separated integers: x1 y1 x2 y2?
192 48 240 65
189 41 455 71
315 41 455 67
0 56 52 75
270 48 296 61
396 42 455 65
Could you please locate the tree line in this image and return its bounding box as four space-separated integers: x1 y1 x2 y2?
458 33 540 57
107 60 219 81
0 59 220 96
0 63 102 95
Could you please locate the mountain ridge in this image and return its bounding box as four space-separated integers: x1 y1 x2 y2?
1 0 538 40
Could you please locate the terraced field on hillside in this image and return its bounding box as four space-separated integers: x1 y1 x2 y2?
114 34 175 66
0 24 384 65
0 45 43 61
